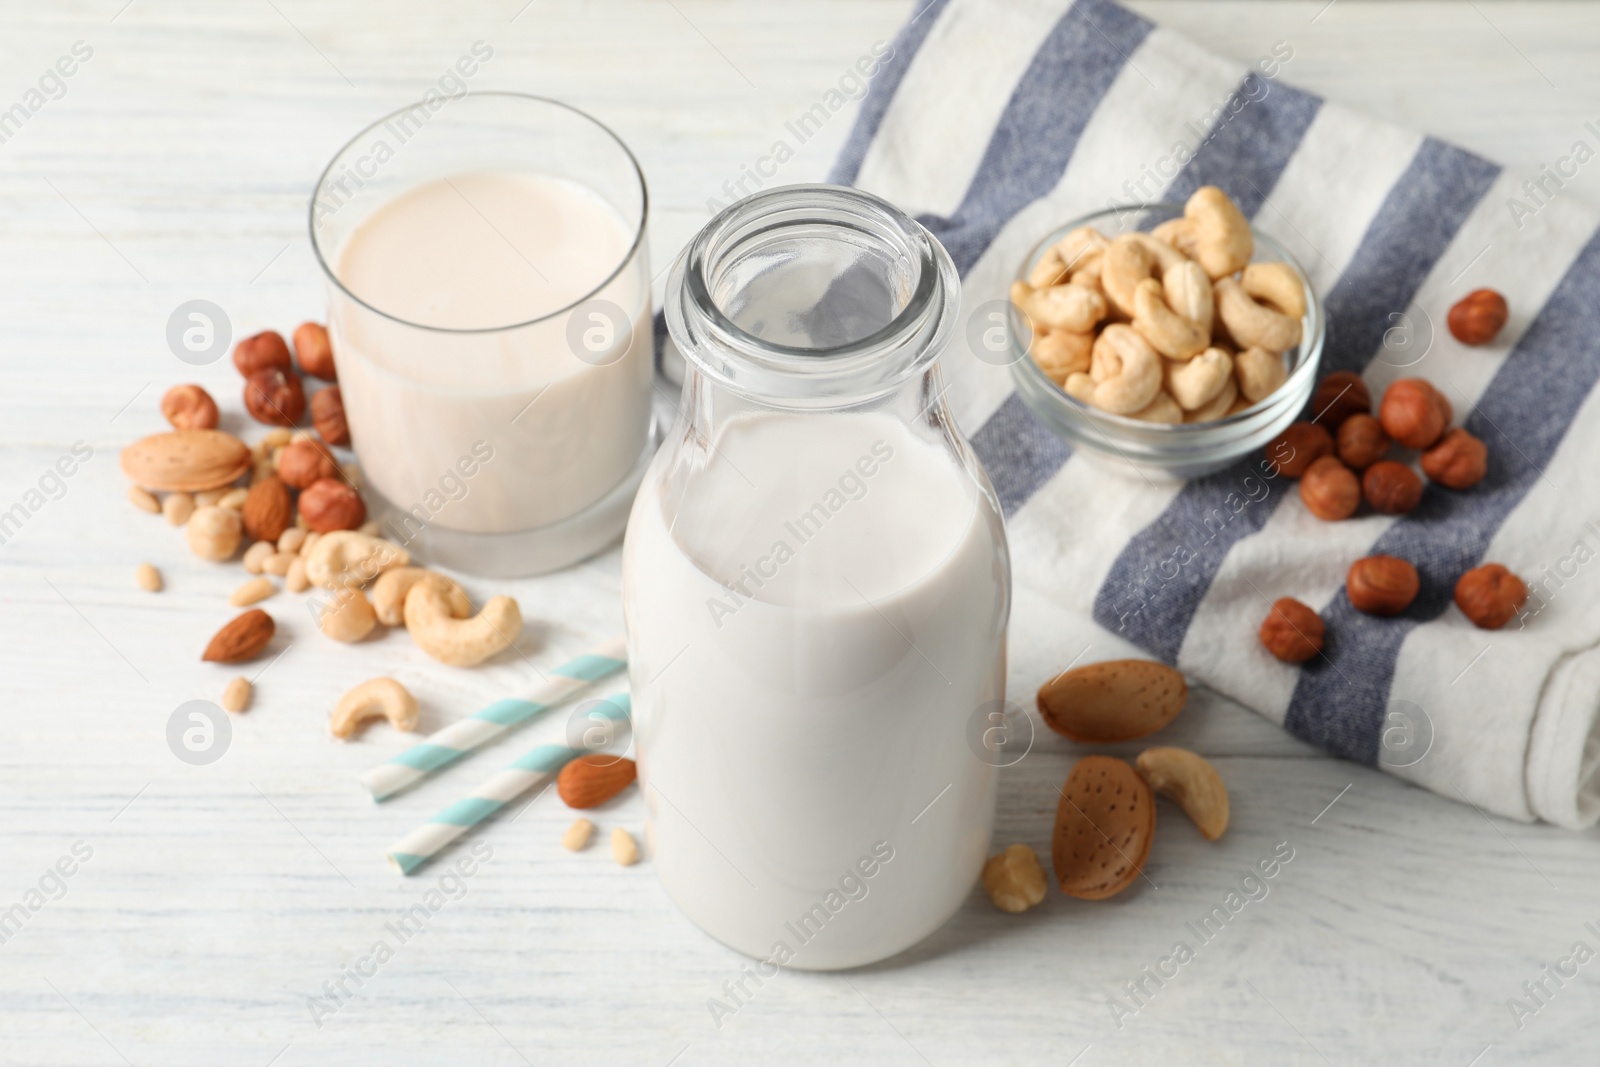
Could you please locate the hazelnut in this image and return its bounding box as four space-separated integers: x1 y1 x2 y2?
299 477 366 532
244 368 306 426
1379 379 1451 450
294 322 337 381
1447 288 1509 346
1336 413 1390 470
1421 427 1488 490
1309 370 1371 430
160 384 219 430
1347 555 1420 616
1455 563 1528 630
1298 456 1360 521
311 385 350 446
277 437 340 489
233 330 293 377
1266 421 1333 478
1259 597 1325 663
1361 460 1424 515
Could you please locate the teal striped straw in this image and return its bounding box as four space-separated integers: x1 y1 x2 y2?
362 635 626 801
386 692 633 875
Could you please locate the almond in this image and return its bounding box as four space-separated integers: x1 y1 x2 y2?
1052 755 1155 900
557 755 638 809
242 475 292 542
202 608 275 663
120 430 251 492
1036 659 1187 742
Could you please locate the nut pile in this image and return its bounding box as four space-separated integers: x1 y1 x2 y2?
556 755 642 867
1012 186 1305 423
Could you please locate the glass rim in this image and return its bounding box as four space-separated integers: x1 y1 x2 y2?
307 91 649 336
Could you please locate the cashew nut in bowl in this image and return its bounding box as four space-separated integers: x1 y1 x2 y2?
1051 225 1110 273
1161 260 1214 337
1009 280 1107 333
1129 390 1184 424
1027 247 1070 288
1241 261 1307 320
1234 345 1289 403
1030 330 1093 383
1215 276 1302 353
305 530 410 589
1185 185 1253 278
1100 233 1184 318
1088 324 1163 414
1063 372 1096 404
330 676 420 740
404 581 523 667
1132 278 1208 360
1166 347 1234 411
1151 217 1201 261
372 567 471 627
1186 374 1239 422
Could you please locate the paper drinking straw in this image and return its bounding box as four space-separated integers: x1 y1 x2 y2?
386 692 632 875
361 635 627 801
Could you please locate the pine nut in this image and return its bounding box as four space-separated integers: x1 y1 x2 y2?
127 485 161 514
163 491 195 526
562 818 595 852
611 827 640 866
135 562 162 592
221 676 252 713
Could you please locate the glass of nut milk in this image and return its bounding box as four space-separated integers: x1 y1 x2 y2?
311 94 653 576
623 185 1011 969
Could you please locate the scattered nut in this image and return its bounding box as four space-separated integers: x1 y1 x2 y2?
218 487 249 510
230 576 275 607
1421 427 1488 490
1136 747 1229 841
562 818 595 852
242 540 274 574
278 527 307 555
372 567 470 627
299 478 366 533
162 491 195 526
1298 456 1360 521
1455 563 1528 630
242 475 293 542
286 557 310 592
221 676 252 714
305 530 409 588
1053 756 1155 900
233 331 293 377
277 438 340 490
1347 555 1420 616
330 676 419 739
1036 659 1187 742
161 384 219 430
263 552 294 577
1362 460 1424 515
558 755 639 809
202 608 274 662
127 484 161 514
186 505 243 561
135 562 162 592
1379 378 1451 450
294 322 337 380
1265 421 1332 478
1259 597 1324 663
319 587 378 643
611 827 640 867
1308 370 1371 430
1336 413 1391 470
982 844 1048 913
120 429 252 492
1447 288 1509 346
404 582 521 667
244 368 306 427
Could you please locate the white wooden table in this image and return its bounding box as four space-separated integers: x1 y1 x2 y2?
3 2 1598 1064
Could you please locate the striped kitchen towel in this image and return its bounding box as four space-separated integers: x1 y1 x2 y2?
832 0 1600 827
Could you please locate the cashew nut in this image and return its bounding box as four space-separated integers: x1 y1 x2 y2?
1027 248 1070 288
1184 185 1253 279
1052 225 1110 272
372 567 472 627
1009 280 1106 333
1132 278 1208 360
1234 345 1289 403
1100 233 1186 317
1062 371 1096 404
1029 330 1093 383
1151 217 1201 261
1241 261 1307 320
1129 389 1183 424
1215 276 1302 353
1088 324 1162 414
330 676 419 740
404 581 522 667
305 530 411 589
1136 746 1229 841
1166 347 1234 411
1186 374 1239 422
320 586 378 643
1161 260 1214 338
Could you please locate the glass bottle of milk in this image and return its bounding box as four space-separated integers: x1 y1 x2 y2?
622 185 1011 970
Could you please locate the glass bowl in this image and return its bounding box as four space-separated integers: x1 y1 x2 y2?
1007 203 1324 481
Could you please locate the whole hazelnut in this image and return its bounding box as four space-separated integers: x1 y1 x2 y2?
277 437 340 489
1266 421 1333 478
1298 456 1360 521
1336 413 1390 470
233 330 293 377
1379 378 1451 450
1347 555 1420 616
244 368 306 427
1421 427 1488 490
1362 460 1424 515
1309 371 1371 430
299 477 366 532
1447 289 1509 346
160 384 219 430
311 385 350 446
1455 563 1528 630
1259 597 1325 663
294 322 338 381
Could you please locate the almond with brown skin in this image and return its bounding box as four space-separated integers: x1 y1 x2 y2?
242 475 292 542
557 755 638 808
202 608 275 662
1037 659 1186 742
1052 756 1155 900
120 430 251 492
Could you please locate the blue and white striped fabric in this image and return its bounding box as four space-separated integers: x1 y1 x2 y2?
833 0 1600 827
